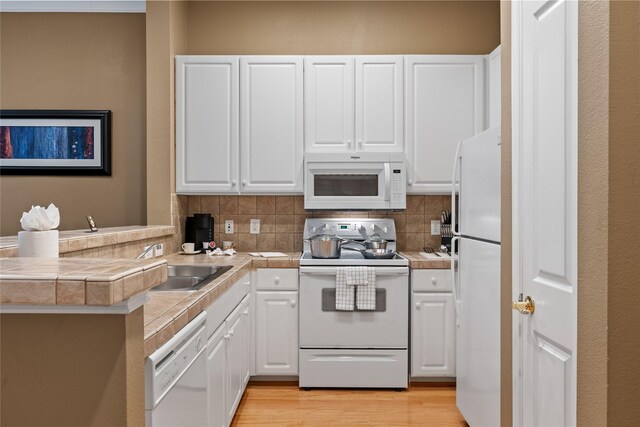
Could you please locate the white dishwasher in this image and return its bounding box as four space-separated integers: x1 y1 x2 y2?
145 312 207 427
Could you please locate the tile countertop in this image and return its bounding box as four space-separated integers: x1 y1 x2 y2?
143 252 301 357
143 251 447 357
0 257 168 306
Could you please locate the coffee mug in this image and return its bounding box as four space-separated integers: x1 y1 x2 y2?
182 243 195 253
202 242 210 250
222 241 235 250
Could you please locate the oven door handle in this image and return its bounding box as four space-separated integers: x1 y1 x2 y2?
299 266 409 276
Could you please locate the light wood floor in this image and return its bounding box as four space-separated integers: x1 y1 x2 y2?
230 382 468 426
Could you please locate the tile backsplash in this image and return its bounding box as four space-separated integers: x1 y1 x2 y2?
186 195 451 252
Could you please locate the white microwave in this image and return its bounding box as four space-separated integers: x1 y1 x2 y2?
304 153 406 210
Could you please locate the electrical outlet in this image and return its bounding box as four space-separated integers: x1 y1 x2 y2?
430 220 441 236
225 220 234 234
143 245 154 259
250 218 260 234
154 243 164 257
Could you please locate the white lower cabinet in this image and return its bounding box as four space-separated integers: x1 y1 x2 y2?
205 275 251 427
411 270 456 377
207 323 227 427
255 291 299 375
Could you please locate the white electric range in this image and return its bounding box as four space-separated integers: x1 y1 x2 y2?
298 218 409 389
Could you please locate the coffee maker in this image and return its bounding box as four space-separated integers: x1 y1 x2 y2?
185 213 214 252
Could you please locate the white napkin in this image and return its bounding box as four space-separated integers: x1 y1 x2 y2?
207 248 237 256
19 203 60 231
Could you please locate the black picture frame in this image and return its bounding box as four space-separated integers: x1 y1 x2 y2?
0 110 112 175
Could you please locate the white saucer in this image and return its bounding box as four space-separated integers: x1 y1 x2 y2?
180 250 201 255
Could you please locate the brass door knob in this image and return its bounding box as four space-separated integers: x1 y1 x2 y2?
512 296 535 315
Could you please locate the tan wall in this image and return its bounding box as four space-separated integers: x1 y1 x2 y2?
0 13 147 236
577 1 610 425
607 0 640 423
0 308 144 427
186 1 500 55
146 1 188 226
499 2 511 425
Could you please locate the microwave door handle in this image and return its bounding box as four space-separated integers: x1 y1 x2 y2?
384 163 391 201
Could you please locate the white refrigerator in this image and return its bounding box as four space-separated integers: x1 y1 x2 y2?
454 125 501 427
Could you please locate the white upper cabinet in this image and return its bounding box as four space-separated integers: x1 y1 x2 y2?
487 46 502 128
176 56 239 193
355 56 404 153
405 55 485 194
304 56 355 152
305 55 403 153
240 57 303 193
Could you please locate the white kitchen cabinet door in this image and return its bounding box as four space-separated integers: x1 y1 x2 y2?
176 56 239 194
411 292 455 377
240 295 251 388
304 56 355 153
487 46 502 128
405 55 484 193
225 304 244 423
255 291 298 375
355 56 404 153
207 322 227 427
240 57 303 193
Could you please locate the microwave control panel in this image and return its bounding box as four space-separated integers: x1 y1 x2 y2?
389 163 406 209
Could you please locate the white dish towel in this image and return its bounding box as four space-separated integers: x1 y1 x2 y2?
354 267 376 310
335 267 376 311
335 267 355 311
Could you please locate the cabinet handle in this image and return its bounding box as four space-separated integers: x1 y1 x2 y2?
408 180 413 186
290 300 297 308
274 277 280 285
415 302 421 310
243 309 249 316
228 329 234 337
224 333 230 340
231 180 237 186
431 277 437 285
347 140 352 149
357 140 363 149
242 180 247 186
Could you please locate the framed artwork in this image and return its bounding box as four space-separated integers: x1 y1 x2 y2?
0 110 111 175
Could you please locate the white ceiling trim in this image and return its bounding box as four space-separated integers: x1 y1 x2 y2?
0 1 145 13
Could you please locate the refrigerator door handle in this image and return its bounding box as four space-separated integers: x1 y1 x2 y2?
451 235 460 327
451 140 463 236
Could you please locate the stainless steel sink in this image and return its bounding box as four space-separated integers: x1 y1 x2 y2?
151 265 233 292
167 265 228 278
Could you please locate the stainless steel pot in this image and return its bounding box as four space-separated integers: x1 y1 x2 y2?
363 233 388 250
305 234 353 259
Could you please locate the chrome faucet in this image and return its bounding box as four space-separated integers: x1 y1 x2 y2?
136 244 158 260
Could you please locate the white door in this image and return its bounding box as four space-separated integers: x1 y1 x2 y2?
405 55 484 193
304 56 354 153
176 56 239 193
411 292 455 377
255 291 298 375
512 0 578 425
355 56 404 153
240 56 303 193
206 323 227 427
